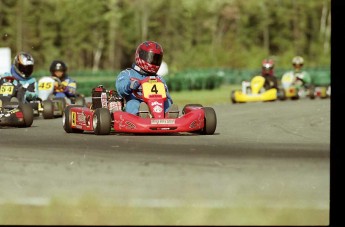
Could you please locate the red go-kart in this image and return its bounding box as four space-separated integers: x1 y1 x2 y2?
62 76 217 135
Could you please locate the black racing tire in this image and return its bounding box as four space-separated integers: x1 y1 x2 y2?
277 89 286 101
231 90 237 104
201 107 217 135
93 108 111 135
182 104 203 115
48 94 55 100
29 101 40 117
62 105 84 133
291 95 299 100
74 97 86 106
18 103 34 127
58 98 67 111
52 97 66 117
309 86 315 100
42 100 54 119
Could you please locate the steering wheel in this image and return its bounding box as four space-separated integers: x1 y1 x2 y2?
1 76 16 83
51 76 62 85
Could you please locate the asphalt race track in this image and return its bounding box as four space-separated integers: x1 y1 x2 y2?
0 99 330 213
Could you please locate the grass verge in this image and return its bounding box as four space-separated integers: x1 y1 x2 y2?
0 195 329 225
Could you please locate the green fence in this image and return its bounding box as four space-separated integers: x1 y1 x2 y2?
165 67 330 92
33 67 330 95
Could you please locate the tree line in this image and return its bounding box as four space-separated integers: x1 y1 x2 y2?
0 0 331 73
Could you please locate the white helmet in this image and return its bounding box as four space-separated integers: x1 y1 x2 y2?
292 56 304 66
157 61 168 77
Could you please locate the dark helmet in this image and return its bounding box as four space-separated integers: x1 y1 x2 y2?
13 52 34 79
135 41 163 74
261 58 274 76
50 60 68 75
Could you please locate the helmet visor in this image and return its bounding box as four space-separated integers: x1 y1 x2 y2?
18 64 34 77
139 49 162 66
262 63 273 70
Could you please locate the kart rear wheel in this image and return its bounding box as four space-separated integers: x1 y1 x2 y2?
30 101 40 117
231 90 237 104
42 100 54 119
277 89 286 101
18 103 34 127
62 98 67 110
55 98 67 112
309 85 315 99
63 105 84 133
50 98 67 117
291 95 299 100
182 104 203 114
93 108 111 135
201 107 217 135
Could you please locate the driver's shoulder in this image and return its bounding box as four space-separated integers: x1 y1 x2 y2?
21 77 37 83
119 68 135 76
124 68 144 79
63 75 76 82
301 70 310 76
0 72 12 77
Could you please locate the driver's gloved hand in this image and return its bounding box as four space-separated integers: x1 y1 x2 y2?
129 80 140 90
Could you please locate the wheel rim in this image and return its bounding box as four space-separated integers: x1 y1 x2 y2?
93 114 98 129
62 112 66 126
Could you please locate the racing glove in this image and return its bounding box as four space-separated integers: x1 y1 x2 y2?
129 80 140 90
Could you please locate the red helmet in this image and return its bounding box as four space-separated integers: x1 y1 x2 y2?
261 58 274 76
135 41 163 74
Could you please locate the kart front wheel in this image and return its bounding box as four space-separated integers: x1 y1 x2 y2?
309 85 315 99
18 103 34 127
201 107 217 135
42 100 54 119
277 89 286 101
93 108 111 135
63 105 84 133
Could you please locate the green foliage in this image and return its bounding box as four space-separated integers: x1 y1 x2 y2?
0 0 330 73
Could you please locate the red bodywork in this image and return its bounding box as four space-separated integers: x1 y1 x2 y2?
112 108 204 133
67 76 206 134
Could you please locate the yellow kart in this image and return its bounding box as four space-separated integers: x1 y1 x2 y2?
231 75 280 103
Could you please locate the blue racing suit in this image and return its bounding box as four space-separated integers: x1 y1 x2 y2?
115 64 173 115
53 75 77 98
5 65 38 102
